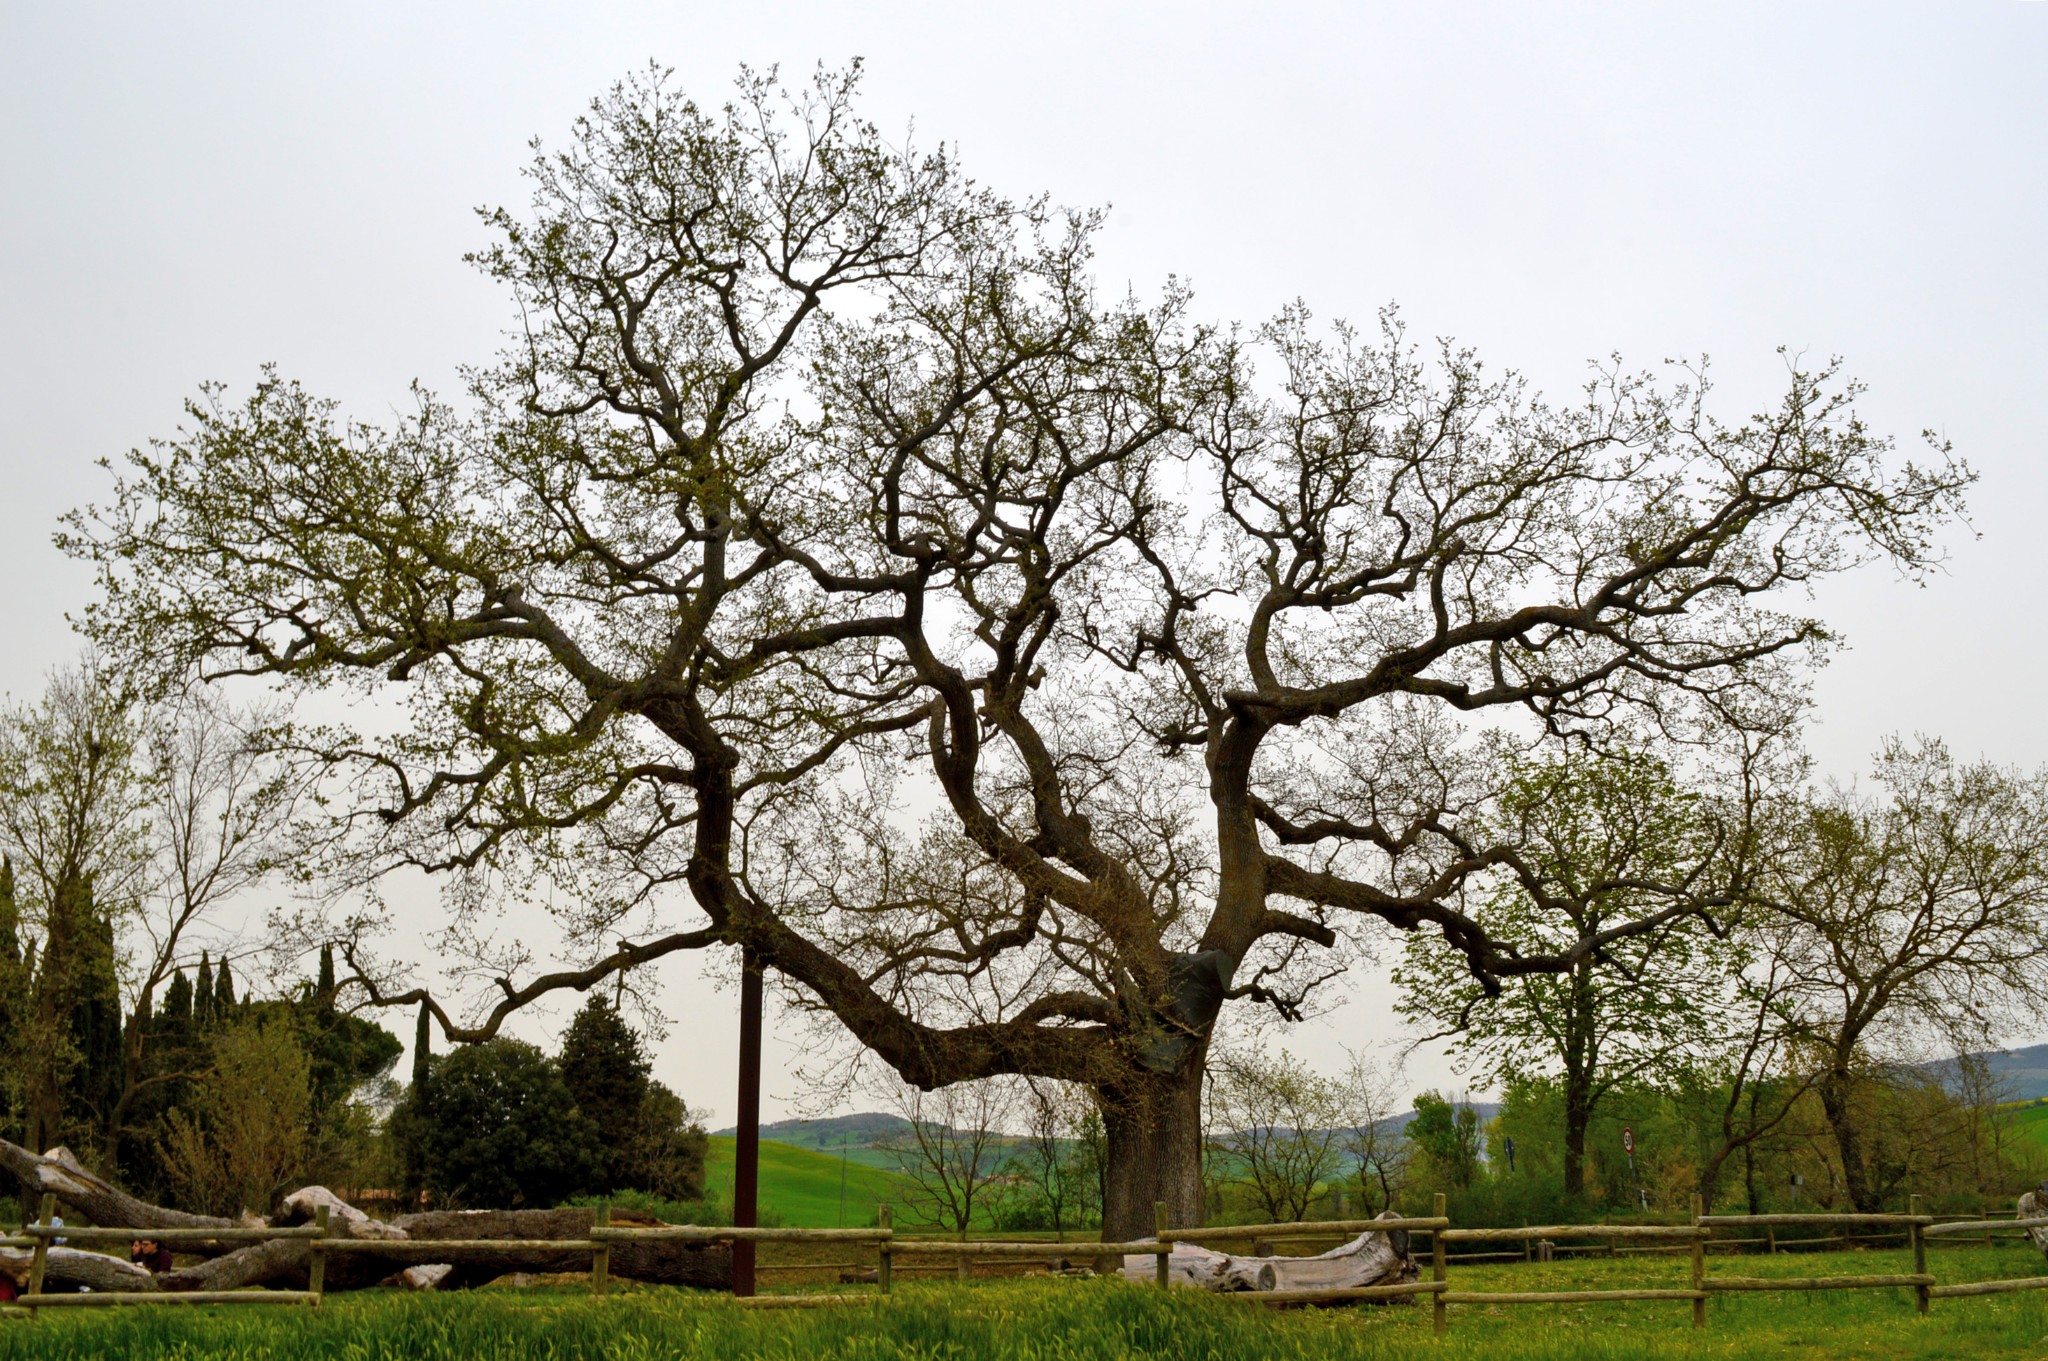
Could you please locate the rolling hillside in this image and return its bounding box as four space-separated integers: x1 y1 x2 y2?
703 1134 910 1227
713 1113 911 1170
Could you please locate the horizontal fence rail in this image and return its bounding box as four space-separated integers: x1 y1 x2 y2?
1159 1216 1448 1242
9 1188 2046 1328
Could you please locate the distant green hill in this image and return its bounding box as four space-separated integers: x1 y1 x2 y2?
711 1112 911 1170
703 1134 911 1227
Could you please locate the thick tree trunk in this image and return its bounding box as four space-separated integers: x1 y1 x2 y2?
1561 965 1594 1202
1818 1069 1876 1213
1099 1065 1206 1242
1561 1068 1591 1203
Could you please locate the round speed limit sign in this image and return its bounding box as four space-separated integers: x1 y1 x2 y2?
1622 1126 1635 1155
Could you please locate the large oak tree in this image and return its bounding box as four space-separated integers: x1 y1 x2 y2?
65 66 1968 1236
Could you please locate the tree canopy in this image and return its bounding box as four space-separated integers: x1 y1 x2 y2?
63 64 1971 1235
1395 750 1739 1198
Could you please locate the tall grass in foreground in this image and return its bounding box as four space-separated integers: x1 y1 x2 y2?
4 1247 2048 1360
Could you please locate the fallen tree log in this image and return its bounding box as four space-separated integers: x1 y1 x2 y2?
1118 1215 1416 1298
0 1140 237 1239
2021 1189 2048 1257
376 1208 732 1292
1 1140 732 1294
0 1247 160 1294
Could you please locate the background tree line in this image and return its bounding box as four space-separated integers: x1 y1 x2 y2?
879 736 2048 1232
0 662 709 1220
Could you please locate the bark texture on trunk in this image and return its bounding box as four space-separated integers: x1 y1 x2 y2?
1099 1066 1205 1242
1818 1070 1876 1213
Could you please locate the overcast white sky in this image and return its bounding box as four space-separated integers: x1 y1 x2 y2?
2 2 2044 1123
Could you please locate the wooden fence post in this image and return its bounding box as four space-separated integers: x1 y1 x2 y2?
307 1204 330 1307
591 1203 611 1298
1766 1225 1777 1255
26 1193 54 1305
878 1206 892 1294
1155 1202 1170 1289
1432 1193 1447 1337
1909 1194 1928 1315
1690 1194 1706 1329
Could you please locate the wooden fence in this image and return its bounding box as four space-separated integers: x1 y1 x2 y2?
8 1188 2047 1332
1160 1193 2048 1336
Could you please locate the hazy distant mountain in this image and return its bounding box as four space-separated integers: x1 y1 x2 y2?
1926 1044 2048 1102
718 1102 1505 1163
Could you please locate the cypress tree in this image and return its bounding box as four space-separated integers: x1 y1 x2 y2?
316 944 336 1007
412 1000 432 1091
195 953 215 1029
161 969 193 1030
561 995 666 1193
0 856 18 967
213 956 237 1013
0 857 18 1145
64 878 124 1150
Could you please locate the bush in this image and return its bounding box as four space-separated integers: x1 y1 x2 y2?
393 1038 599 1208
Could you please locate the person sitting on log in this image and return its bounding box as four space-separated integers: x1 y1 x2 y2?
129 1238 173 1274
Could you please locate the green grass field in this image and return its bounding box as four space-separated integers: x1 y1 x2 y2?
2007 1101 2048 1156
7 1245 2048 1359
704 1134 910 1227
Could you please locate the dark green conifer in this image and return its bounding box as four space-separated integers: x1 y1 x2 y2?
161 969 192 1029
412 1000 432 1091
0 857 18 966
195 953 215 1028
213 956 237 1013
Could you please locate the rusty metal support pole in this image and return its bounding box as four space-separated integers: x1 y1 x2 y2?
733 946 764 1298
